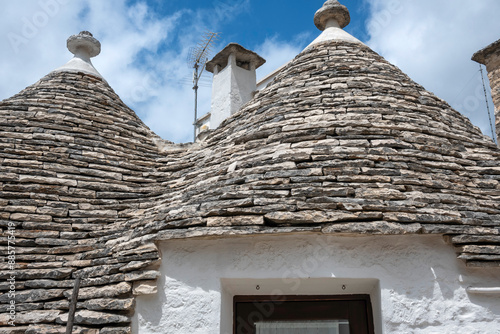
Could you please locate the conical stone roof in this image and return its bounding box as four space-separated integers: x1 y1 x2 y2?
0 34 167 332
130 39 500 264
126 2 500 270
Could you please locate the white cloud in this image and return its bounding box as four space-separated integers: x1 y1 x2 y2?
0 0 250 143
0 0 84 95
365 0 500 141
255 36 304 81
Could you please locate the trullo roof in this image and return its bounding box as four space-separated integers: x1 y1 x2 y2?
0 2 499 332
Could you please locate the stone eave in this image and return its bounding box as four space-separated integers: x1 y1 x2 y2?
472 39 500 64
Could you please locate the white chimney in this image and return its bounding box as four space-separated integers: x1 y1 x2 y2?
205 43 265 130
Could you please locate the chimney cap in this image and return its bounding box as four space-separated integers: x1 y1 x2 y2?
206 43 266 73
67 31 101 58
472 39 500 65
314 0 350 30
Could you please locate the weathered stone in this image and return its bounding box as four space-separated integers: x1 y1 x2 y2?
72 263 124 278
384 212 461 224
265 210 359 224
200 198 253 213
207 215 265 227
0 268 74 280
64 282 131 300
0 310 61 325
123 270 160 281
466 261 500 268
26 261 64 270
0 326 30 334
57 310 130 325
458 245 500 255
114 243 157 257
9 213 53 222
119 260 156 272
43 300 70 310
18 175 77 187
24 280 75 289
35 238 74 246
4 205 37 213
423 224 500 235
99 327 131 334
447 234 500 244
25 324 66 334
62 260 93 267
4 230 59 239
75 248 113 260
22 222 72 232
458 254 500 261
355 188 407 200
69 210 117 218
291 187 353 197
59 231 90 239
322 221 423 235
36 207 69 217
47 245 95 255
0 289 65 303
0 303 43 313
82 298 134 311
132 280 157 296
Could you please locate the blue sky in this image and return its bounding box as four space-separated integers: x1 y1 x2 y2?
138 0 370 45
1 0 499 144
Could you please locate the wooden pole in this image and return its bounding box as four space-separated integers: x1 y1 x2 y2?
66 277 81 334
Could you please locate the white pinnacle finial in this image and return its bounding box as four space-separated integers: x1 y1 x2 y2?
52 31 104 79
304 0 362 50
314 0 350 30
67 31 101 59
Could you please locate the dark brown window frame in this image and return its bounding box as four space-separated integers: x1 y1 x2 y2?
234 294 375 334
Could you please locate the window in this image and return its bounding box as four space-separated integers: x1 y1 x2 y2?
234 295 375 334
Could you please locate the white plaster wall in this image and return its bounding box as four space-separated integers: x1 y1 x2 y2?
232 64 256 114
210 64 233 129
134 235 500 334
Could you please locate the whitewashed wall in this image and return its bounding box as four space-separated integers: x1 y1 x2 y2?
134 234 500 334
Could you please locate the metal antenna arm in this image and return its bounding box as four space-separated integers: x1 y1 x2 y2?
188 31 220 142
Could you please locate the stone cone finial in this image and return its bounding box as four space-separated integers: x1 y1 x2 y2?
52 31 104 80
67 31 101 59
304 0 362 50
314 0 351 30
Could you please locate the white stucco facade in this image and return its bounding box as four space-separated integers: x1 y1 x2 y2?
134 234 500 334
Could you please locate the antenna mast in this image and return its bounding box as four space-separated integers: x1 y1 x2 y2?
479 64 497 145
188 31 220 142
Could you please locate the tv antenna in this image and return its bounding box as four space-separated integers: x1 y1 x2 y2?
188 31 220 141
479 64 497 145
